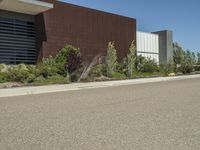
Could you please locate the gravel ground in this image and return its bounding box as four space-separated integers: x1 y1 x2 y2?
0 78 200 150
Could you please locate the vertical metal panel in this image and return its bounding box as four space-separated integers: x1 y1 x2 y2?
137 31 159 63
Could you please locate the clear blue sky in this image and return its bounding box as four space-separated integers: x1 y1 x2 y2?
61 0 200 52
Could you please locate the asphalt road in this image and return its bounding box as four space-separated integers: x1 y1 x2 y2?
0 78 200 150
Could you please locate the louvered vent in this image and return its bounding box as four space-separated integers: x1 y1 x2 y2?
0 16 36 64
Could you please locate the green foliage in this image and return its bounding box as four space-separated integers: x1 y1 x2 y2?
106 42 118 77
178 50 194 74
136 55 146 71
179 63 193 74
88 64 103 78
37 56 59 78
34 75 68 85
7 64 36 83
132 71 162 78
36 44 81 82
194 65 200 71
56 44 81 74
0 72 8 83
173 42 185 65
111 72 126 79
0 64 7 72
127 41 137 78
140 58 158 73
115 59 127 75
159 62 175 76
191 52 196 64
173 42 196 74
197 52 200 65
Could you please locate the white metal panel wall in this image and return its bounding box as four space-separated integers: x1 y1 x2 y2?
137 31 159 63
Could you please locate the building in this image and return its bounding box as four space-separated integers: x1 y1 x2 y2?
153 30 173 64
137 30 173 64
0 0 173 65
0 0 136 64
137 31 159 64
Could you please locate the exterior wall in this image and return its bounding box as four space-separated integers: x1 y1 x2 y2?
153 30 173 64
36 0 136 62
136 31 159 63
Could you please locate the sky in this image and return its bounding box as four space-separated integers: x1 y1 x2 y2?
61 0 200 52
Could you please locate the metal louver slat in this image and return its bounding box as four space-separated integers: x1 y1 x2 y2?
0 14 36 64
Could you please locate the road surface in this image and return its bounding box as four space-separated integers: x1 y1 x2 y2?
0 78 200 149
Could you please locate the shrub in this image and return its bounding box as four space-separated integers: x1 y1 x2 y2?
141 58 158 73
136 55 146 72
37 56 59 78
0 64 7 72
7 64 36 83
127 41 137 78
111 72 126 79
115 60 127 75
194 65 200 71
34 74 68 84
106 42 117 77
179 63 194 74
159 63 175 76
0 72 8 83
36 44 81 81
56 44 81 75
88 65 102 78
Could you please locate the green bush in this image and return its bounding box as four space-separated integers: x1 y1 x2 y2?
37 56 59 78
115 59 127 75
194 65 200 71
7 64 36 83
159 63 175 76
106 42 118 77
179 63 194 74
111 72 126 79
127 41 137 78
0 64 7 72
36 44 81 79
136 55 146 71
33 75 68 84
0 72 8 83
141 59 158 73
56 44 81 75
88 65 103 78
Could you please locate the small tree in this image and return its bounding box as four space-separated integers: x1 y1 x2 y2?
127 41 137 78
173 42 184 67
191 52 196 64
55 44 81 76
106 42 117 77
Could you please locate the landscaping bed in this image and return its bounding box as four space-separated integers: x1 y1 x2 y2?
1 42 199 89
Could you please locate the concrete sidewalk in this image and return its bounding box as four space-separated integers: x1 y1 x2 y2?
0 74 200 98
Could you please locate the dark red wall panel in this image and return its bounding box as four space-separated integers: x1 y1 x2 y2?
36 0 136 62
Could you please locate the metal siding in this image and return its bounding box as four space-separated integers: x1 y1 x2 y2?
36 0 136 62
137 31 159 63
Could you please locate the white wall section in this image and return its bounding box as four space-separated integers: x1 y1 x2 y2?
137 31 159 63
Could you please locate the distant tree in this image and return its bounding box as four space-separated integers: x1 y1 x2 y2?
173 42 195 74
186 50 193 65
106 42 117 77
191 52 196 64
173 42 184 65
197 52 200 65
127 41 137 78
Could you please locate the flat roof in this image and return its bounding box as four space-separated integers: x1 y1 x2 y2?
0 0 53 15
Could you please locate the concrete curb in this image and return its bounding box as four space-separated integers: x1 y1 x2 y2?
0 74 200 98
